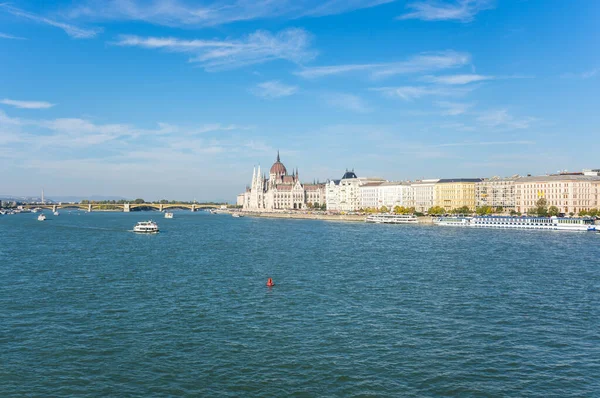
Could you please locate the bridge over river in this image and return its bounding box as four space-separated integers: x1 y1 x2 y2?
23 203 223 212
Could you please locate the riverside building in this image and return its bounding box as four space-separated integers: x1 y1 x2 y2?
410 179 439 213
326 170 385 212
475 176 520 212
242 152 326 211
515 174 600 215
359 181 412 210
434 178 483 212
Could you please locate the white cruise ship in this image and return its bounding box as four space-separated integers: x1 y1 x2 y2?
164 212 174 219
434 216 596 232
433 216 471 226
133 220 159 233
366 214 418 224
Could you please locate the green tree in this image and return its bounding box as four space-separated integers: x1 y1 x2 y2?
393 205 402 214
428 206 445 215
476 206 492 216
588 208 598 217
548 206 559 216
380 205 389 213
533 198 548 217
578 209 588 217
453 206 471 215
133 198 145 204
495 206 504 213
509 209 520 216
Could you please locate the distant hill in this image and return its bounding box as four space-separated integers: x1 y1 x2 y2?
49 195 130 203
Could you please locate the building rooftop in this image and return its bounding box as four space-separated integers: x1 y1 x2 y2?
517 175 600 182
342 170 358 179
438 178 483 183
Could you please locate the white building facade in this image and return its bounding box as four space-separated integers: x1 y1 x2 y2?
326 171 385 212
410 179 439 213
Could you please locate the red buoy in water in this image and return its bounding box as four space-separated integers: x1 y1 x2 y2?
266 278 274 287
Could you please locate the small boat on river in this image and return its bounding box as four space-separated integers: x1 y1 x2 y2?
133 220 159 233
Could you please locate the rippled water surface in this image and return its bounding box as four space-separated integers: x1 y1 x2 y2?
1 211 599 397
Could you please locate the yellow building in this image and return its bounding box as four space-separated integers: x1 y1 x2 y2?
434 178 482 212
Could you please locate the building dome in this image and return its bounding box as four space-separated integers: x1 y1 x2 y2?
342 170 357 179
270 152 287 175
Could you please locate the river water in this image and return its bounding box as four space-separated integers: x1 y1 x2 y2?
1 211 598 397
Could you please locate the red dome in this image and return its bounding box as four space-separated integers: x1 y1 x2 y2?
270 161 287 175
270 152 287 175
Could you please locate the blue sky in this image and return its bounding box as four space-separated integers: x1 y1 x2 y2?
1 0 598 201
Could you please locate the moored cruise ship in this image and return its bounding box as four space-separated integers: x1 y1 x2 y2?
433 216 471 226
366 214 418 224
434 215 596 232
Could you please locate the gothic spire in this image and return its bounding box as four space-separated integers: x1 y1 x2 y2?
276 150 280 163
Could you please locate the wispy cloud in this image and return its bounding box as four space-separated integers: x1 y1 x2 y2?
0 4 100 39
436 101 473 115
398 0 495 22
1 99 55 109
372 85 470 100
477 109 535 129
68 0 394 27
423 74 494 84
296 51 470 79
0 32 25 40
561 68 598 79
113 28 316 71
251 81 298 99
434 140 534 147
322 93 371 113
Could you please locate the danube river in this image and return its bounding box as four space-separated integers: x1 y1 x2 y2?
1 211 598 397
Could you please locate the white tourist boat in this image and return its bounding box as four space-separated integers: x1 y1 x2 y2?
232 213 243 218
164 212 174 219
133 220 159 233
366 214 418 224
434 216 596 232
37 214 46 221
53 211 60 216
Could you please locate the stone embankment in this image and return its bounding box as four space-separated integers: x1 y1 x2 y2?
239 211 435 224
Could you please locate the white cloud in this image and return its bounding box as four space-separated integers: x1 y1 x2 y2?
113 28 316 71
1 99 55 109
0 32 25 40
251 81 298 99
477 109 535 129
68 0 393 27
295 51 470 79
322 93 371 113
424 74 494 84
372 86 468 100
436 101 473 115
398 0 495 22
561 68 598 79
1 4 100 39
